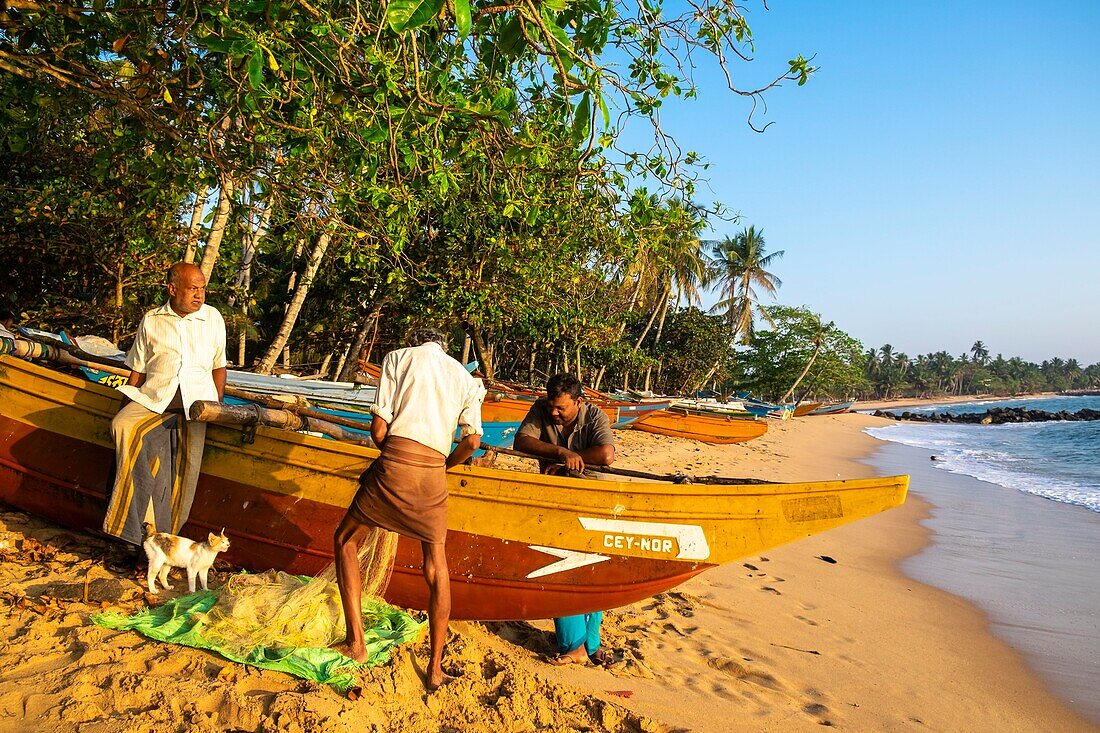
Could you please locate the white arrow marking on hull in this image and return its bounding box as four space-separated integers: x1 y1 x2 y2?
578 517 711 561
526 546 610 579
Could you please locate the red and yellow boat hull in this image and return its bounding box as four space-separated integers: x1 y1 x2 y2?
0 356 906 620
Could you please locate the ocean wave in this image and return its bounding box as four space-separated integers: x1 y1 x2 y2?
866 423 1100 513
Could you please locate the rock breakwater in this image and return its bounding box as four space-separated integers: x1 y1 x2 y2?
873 406 1100 425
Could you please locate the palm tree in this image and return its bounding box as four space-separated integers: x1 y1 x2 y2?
708 226 784 344
970 340 990 366
779 316 834 403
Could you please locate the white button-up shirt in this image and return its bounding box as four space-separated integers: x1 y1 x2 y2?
118 302 227 416
371 342 485 457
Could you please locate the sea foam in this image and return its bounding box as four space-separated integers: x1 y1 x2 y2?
867 417 1100 513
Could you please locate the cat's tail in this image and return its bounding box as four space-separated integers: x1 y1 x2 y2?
141 522 156 539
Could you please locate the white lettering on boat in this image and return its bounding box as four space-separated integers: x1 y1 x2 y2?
525 546 610 579
579 517 710 561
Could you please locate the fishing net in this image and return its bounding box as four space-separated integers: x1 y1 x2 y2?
202 526 400 656
93 528 414 692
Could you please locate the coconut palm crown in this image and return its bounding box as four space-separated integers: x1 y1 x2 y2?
708 225 784 344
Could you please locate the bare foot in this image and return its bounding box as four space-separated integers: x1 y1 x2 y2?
331 641 368 663
425 669 455 692
547 645 591 666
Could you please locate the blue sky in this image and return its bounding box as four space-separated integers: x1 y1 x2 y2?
619 1 1100 364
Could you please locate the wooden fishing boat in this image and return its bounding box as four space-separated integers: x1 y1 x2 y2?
631 409 769 444
809 400 856 416
0 355 907 621
671 400 756 420
792 402 826 418
482 393 670 428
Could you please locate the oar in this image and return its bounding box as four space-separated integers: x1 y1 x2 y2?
476 442 772 485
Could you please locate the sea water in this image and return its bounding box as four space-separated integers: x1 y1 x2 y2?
866 395 1100 513
864 395 1100 723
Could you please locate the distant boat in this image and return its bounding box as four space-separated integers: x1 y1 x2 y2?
0 354 908 621
808 400 856 416
670 399 755 420
631 409 769 444
737 394 794 420
792 402 825 418
483 393 670 428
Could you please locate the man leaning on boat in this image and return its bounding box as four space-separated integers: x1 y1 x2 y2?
102 262 227 550
513 373 618 668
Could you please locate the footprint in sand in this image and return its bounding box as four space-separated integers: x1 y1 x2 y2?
706 657 785 691
761 586 782 595
794 615 819 627
803 702 834 726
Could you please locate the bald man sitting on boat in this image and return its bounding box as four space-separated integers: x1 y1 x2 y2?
103 262 227 549
514 373 618 668
332 327 485 691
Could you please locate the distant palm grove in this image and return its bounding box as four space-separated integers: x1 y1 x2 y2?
2 2 1096 403
860 342 1100 400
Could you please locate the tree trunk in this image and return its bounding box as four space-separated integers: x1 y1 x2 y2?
461 336 471 366
255 231 333 374
780 340 824 404
198 175 235 283
280 236 307 367
576 344 582 382
338 315 377 382
319 352 333 378
112 260 124 345
183 186 209 264
467 326 494 379
332 342 351 382
227 196 273 370
632 287 667 353
644 297 671 391
593 319 630 392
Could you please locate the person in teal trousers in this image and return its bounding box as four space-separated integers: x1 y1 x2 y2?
513 373 617 667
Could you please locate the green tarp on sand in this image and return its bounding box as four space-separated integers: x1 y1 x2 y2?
93 580 424 693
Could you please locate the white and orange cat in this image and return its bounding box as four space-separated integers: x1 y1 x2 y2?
142 523 230 595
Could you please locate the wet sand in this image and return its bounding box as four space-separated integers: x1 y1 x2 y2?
0 413 1095 731
872 440 1100 723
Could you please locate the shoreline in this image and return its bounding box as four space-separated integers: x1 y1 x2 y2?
856 392 1059 412
0 414 1096 731
548 414 1097 731
869 436 1100 724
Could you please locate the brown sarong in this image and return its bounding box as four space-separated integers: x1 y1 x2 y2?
349 436 448 544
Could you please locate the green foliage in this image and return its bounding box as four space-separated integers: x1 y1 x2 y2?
730 305 866 401
0 0 818 377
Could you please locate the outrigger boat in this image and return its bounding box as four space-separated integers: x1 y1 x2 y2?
0 354 907 621
808 400 857 416
792 402 826 418
483 393 670 429
631 409 769 444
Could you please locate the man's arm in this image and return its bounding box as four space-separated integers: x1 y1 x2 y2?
446 433 481 469
513 434 613 472
370 415 389 449
212 367 226 401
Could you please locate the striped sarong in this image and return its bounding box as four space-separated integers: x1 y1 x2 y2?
102 401 207 545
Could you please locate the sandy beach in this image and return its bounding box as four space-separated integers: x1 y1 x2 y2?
1 413 1096 732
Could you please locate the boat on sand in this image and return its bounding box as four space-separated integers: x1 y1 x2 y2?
631 409 769 444
0 355 908 621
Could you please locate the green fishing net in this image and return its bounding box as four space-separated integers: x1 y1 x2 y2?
93 530 419 693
